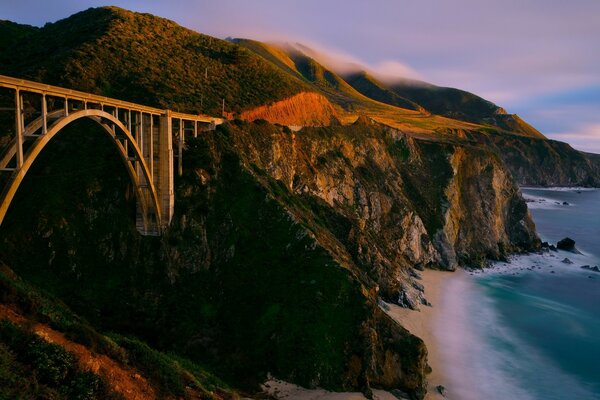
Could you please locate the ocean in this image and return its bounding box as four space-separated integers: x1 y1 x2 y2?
435 188 600 400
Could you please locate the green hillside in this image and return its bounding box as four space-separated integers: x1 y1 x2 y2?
0 7 309 115
344 71 423 111
388 80 545 138
0 20 38 51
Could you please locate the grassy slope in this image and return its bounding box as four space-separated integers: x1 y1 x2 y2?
343 71 423 111
388 80 545 138
236 39 546 140
0 265 235 400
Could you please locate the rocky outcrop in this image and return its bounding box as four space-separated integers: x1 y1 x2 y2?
557 237 577 253
464 130 600 186
226 119 539 306
240 91 339 126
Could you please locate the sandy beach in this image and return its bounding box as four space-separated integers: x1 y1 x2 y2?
264 268 460 400
384 268 459 400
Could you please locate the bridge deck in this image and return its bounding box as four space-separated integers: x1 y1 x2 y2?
0 74 222 124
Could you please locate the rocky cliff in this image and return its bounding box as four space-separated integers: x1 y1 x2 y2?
224 118 539 307
0 117 539 399
462 129 600 186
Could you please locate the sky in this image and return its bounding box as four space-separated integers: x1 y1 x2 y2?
2 0 600 152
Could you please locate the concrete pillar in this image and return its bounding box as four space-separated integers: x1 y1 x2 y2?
149 114 154 184
15 89 23 168
178 118 183 176
159 111 174 229
42 94 47 135
138 112 144 160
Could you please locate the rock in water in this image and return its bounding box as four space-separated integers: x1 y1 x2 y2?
581 265 600 273
562 257 573 264
557 237 576 252
436 385 447 397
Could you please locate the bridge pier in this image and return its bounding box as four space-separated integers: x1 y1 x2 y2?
159 111 174 229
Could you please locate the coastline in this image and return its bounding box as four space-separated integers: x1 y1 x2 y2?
263 269 460 400
384 268 458 400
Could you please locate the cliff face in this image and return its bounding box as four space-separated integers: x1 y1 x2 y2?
464 130 600 186
225 118 539 307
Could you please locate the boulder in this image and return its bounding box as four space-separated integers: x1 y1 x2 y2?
556 237 576 252
436 385 447 397
561 258 573 264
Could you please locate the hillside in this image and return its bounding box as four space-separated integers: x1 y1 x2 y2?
240 42 597 191
0 263 239 400
0 7 310 115
343 71 423 112
341 71 545 139
0 20 38 51
388 80 546 138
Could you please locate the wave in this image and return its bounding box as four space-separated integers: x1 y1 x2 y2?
520 186 598 192
435 264 600 400
522 192 571 209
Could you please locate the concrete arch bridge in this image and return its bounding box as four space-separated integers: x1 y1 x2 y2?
0 75 222 235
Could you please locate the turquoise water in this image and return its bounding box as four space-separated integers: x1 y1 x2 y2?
439 188 600 400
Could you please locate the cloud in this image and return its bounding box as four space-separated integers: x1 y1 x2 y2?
270 40 424 82
369 61 423 82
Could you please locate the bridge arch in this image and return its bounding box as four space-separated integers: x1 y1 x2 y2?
0 109 162 234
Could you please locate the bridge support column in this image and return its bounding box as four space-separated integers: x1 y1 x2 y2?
15 89 24 168
159 111 174 230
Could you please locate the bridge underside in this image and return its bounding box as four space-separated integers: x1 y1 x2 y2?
0 75 220 235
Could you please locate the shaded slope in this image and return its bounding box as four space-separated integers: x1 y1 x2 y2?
0 20 38 52
344 71 423 111
0 264 239 400
0 7 309 115
389 81 545 138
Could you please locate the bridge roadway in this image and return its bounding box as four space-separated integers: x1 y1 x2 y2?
0 74 223 235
